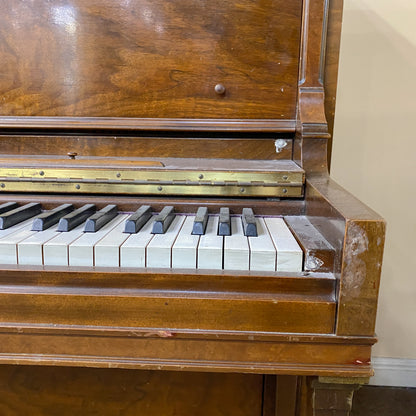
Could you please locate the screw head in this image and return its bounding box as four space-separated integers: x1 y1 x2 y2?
214 84 226 95
39 171 45 176
116 172 121 178
282 188 288 194
75 184 81 190
198 174 204 179
0 183 5 188
157 186 163 191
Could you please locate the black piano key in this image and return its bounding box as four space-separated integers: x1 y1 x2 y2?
242 208 258 237
151 206 175 234
192 207 209 235
218 207 231 236
0 202 42 230
0 202 19 215
32 204 74 231
57 204 96 232
84 204 118 232
124 205 152 234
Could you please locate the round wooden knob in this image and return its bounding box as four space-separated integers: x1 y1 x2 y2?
214 84 226 95
67 152 78 160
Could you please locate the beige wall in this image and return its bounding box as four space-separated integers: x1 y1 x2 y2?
331 0 416 358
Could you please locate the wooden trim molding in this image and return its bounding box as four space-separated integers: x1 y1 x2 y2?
0 117 296 133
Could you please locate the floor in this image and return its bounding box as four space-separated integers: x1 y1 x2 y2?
351 386 416 416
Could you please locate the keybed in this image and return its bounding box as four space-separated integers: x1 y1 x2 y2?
0 202 328 273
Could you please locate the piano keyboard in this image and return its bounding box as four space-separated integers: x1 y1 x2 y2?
0 203 307 272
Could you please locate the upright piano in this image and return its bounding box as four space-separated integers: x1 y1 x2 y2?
0 1 385 415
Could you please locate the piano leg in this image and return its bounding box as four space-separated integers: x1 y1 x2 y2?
310 377 366 416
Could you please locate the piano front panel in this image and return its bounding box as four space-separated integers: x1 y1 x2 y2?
0 0 302 120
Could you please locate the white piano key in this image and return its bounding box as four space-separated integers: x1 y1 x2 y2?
224 216 249 271
0 218 34 240
197 216 223 270
264 217 303 272
172 215 199 269
146 215 185 268
248 217 276 271
43 223 85 266
94 216 131 267
120 217 155 267
17 224 60 265
0 220 38 264
68 214 127 267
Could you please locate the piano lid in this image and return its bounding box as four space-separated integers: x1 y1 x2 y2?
0 0 303 131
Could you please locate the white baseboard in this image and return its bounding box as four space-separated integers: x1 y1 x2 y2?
370 357 416 387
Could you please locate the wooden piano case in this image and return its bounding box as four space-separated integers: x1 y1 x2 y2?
0 1 385 415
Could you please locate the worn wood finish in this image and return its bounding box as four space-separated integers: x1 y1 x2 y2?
312 379 360 416
0 365 263 416
0 328 374 377
0 0 302 121
305 177 385 336
285 216 336 273
337 220 385 336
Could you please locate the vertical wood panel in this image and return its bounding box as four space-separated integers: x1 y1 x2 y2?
0 365 263 416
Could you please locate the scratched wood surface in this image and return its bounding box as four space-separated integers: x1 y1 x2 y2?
0 365 263 416
0 0 302 120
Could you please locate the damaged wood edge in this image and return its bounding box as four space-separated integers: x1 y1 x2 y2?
303 177 386 337
336 219 386 336
0 353 375 377
0 323 377 344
